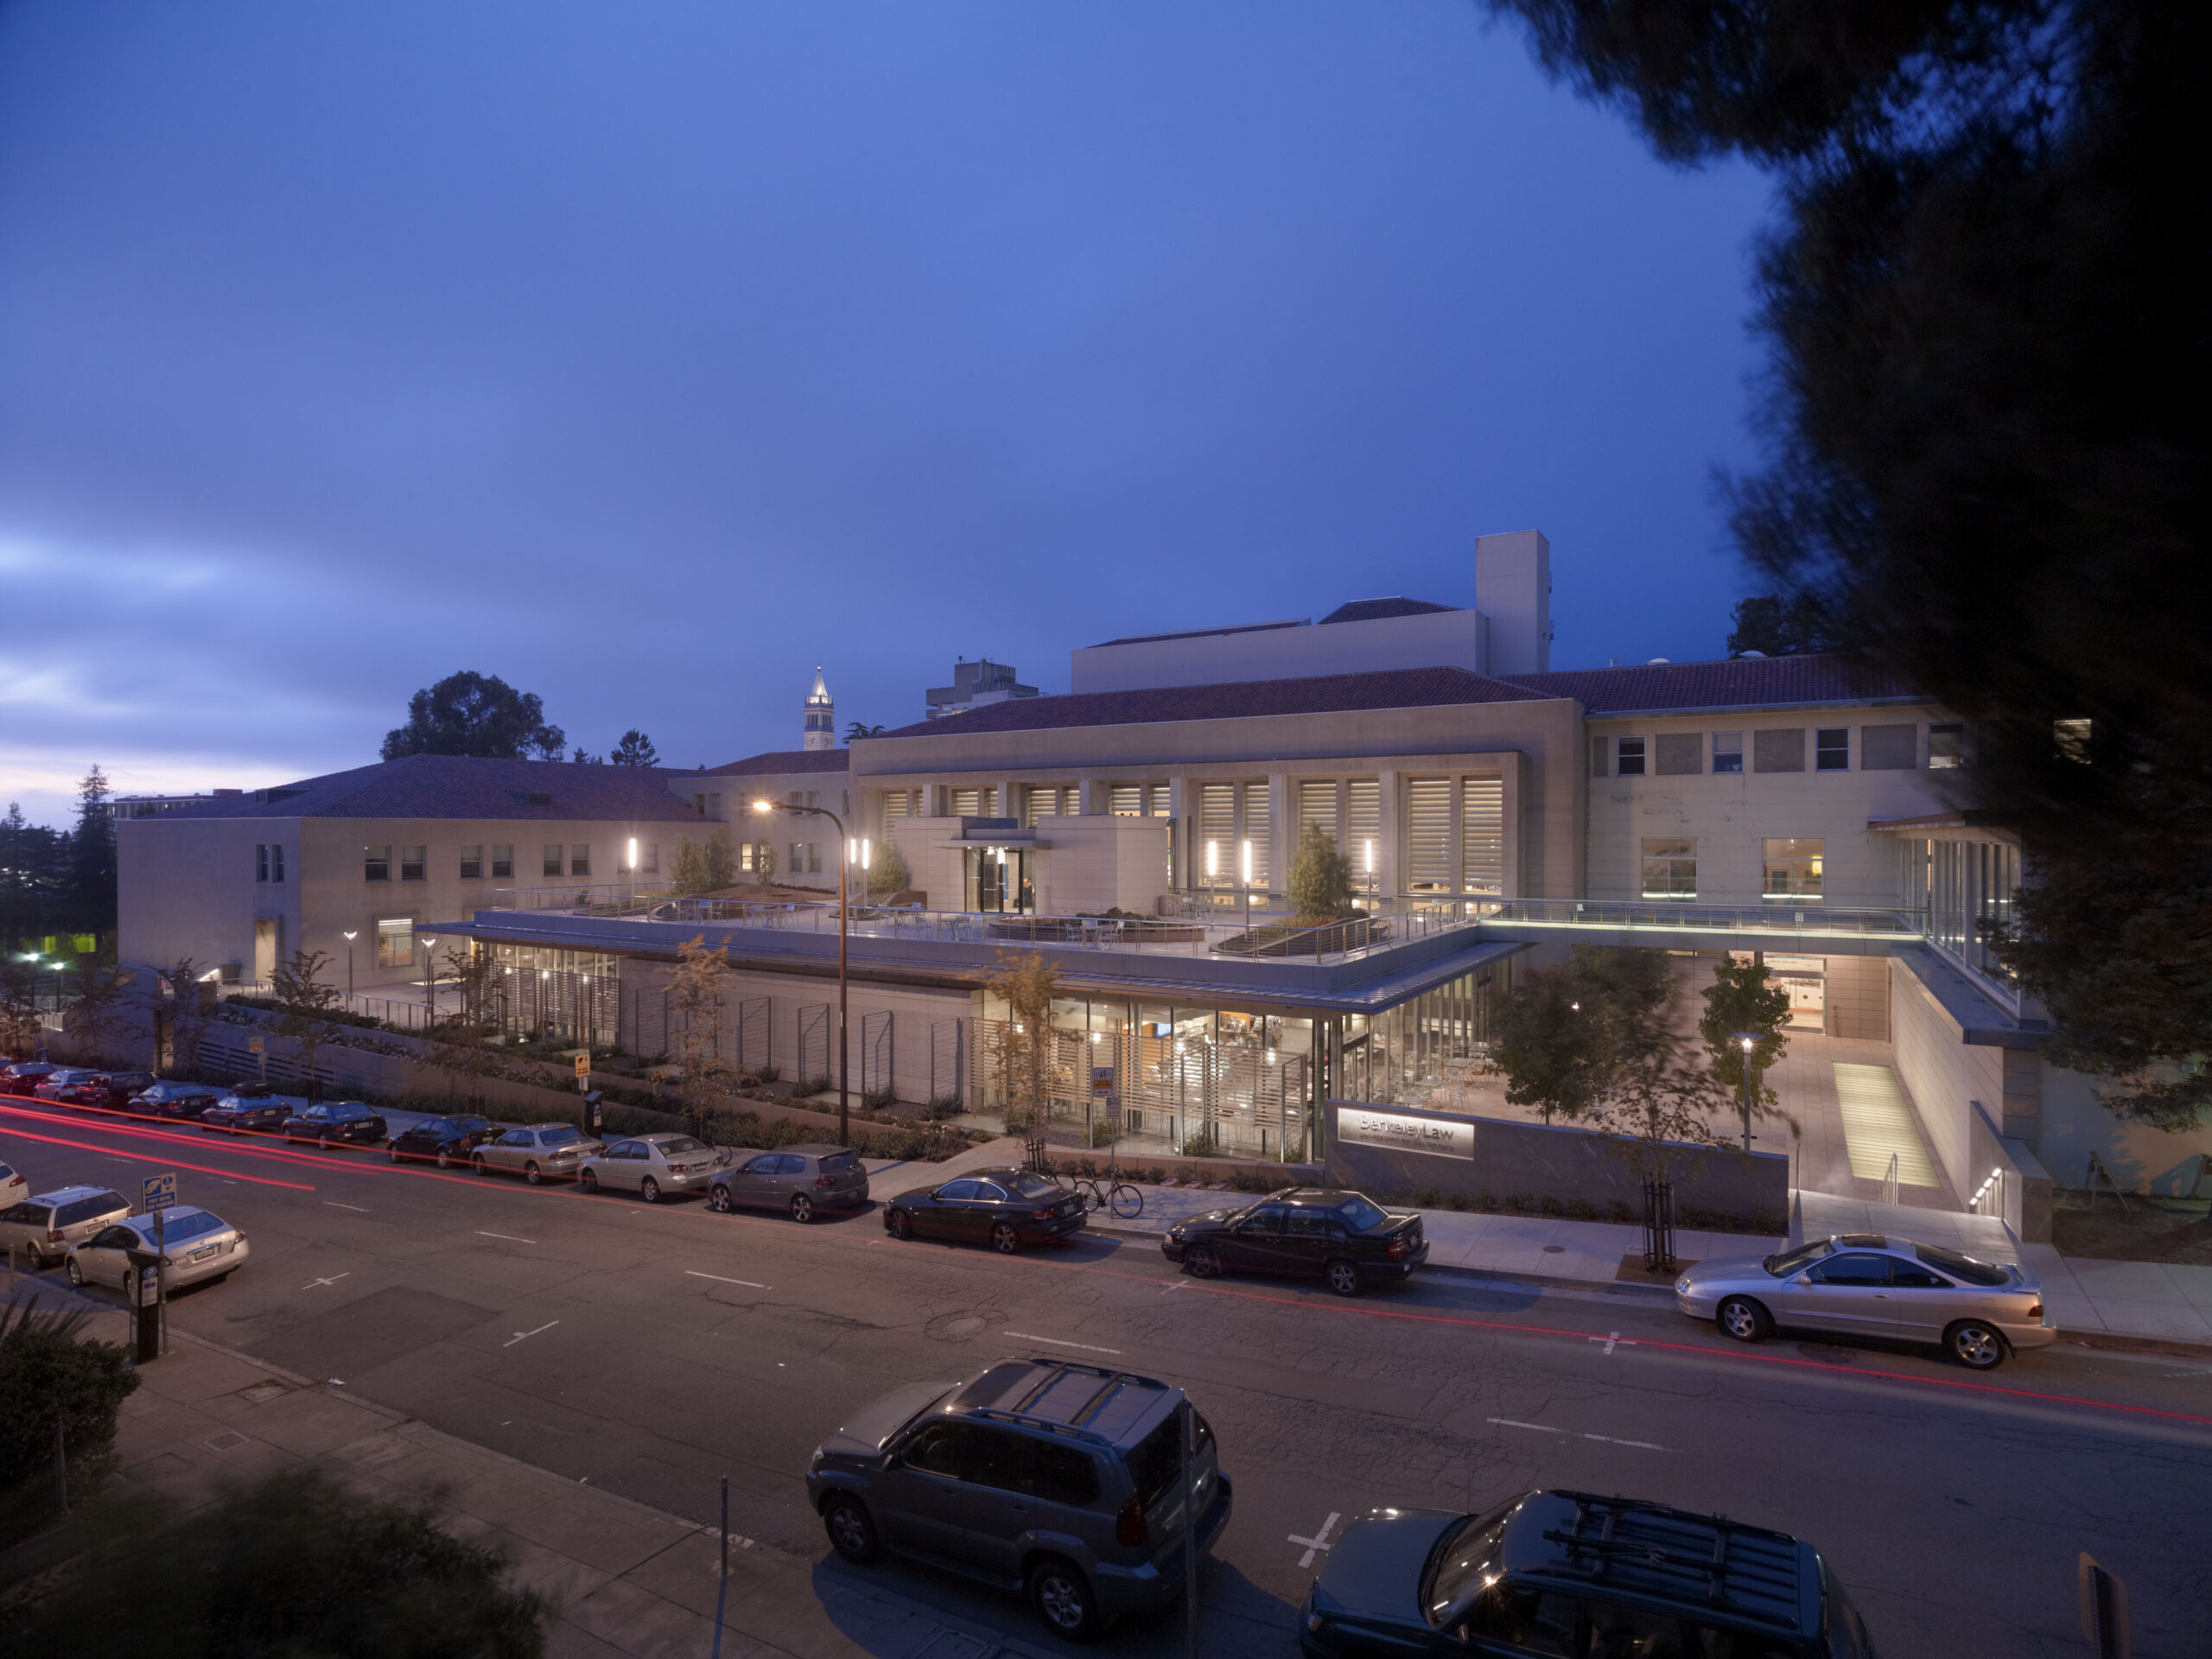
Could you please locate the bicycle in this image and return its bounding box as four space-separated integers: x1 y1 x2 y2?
1072 1163 1142 1220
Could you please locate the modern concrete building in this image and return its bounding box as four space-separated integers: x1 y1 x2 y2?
925 658 1039 721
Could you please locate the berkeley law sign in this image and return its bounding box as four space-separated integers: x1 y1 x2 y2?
1337 1106 1473 1160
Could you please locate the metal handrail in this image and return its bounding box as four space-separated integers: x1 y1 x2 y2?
1483 899 1929 938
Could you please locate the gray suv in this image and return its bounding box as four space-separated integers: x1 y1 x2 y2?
806 1357 1233 1641
0 1185 133 1269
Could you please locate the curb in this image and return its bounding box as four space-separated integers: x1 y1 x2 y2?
2053 1330 2212 1361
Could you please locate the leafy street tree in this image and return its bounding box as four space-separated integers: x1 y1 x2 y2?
669 935 736 1132
0 1297 138 1548
0 1465 546 1658
149 957 213 1076
0 961 40 1057
1286 823 1355 922
668 831 741 896
434 944 502 1108
750 840 778 887
984 950 1062 1136
608 729 659 766
845 721 887 741
1698 957 1794 1109
865 838 912 899
1489 963 1611 1125
1484 0 2211 1124
62 961 133 1064
270 950 344 1087
381 671 565 761
0 801 73 949
1726 594 1840 657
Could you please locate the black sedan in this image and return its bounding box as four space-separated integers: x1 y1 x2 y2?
67 1071 156 1111
387 1113 500 1168
139 1081 227 1122
201 1090 298 1136
1161 1187 1427 1296
0 1062 55 1096
880 1166 1088 1253
283 1101 388 1148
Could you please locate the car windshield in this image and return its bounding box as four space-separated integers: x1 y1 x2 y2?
1335 1195 1389 1232
1763 1238 1837 1276
1421 1508 1514 1624
819 1151 859 1173
139 1211 225 1243
538 1127 586 1147
655 1135 707 1154
1005 1172 1060 1198
1914 1243 2012 1287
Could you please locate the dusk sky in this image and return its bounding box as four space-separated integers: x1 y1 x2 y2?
0 2 1771 827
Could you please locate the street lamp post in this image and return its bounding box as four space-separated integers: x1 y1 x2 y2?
753 798 852 1144
341 931 358 997
1732 1033 1760 1151
422 936 439 1027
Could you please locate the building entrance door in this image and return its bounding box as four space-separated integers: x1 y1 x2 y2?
964 848 1033 913
1766 954 1827 1032
253 918 280 982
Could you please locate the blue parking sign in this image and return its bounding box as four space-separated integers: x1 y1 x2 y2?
143 1172 178 1212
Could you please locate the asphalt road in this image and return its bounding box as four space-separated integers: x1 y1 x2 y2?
5 1096 2209 1658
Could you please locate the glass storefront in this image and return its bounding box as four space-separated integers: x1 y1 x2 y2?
1333 964 1509 1114
486 943 620 1051
964 846 1033 912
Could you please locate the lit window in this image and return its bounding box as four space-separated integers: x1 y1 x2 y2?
364 844 391 882
491 844 513 879
1616 737 1646 777
1929 724 1965 769
460 845 483 880
1763 838 1824 902
741 842 755 872
570 843 590 877
1713 733 1743 774
401 845 426 881
1641 838 1696 899
375 917 413 969
1815 728 1850 771
543 843 563 877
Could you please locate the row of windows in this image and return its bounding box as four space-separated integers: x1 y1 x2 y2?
1595 723 1963 779
1638 836 1825 902
362 842 663 881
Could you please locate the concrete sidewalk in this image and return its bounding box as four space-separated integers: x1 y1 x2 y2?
7 1293 1045 1659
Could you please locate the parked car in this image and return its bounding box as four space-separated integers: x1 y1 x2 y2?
807 1357 1232 1640
0 1185 133 1269
281 1100 388 1148
1675 1232 2056 1370
880 1167 1088 1253
474 1122 603 1185
0 1062 56 1096
29 1067 102 1103
140 1081 227 1122
1301 1490 1877 1658
387 1113 501 1168
66 1070 156 1110
67 1205 249 1295
0 1159 26 1210
575 1132 722 1200
200 1090 302 1136
708 1144 869 1222
1161 1187 1427 1296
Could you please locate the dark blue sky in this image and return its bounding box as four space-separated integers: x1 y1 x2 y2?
0 1 1770 824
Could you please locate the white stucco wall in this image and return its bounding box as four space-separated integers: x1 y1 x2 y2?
1887 957 2001 1200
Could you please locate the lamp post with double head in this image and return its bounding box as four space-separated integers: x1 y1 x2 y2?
753 798 852 1143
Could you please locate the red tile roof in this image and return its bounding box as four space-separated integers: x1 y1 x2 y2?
698 748 851 777
129 754 704 822
1504 653 1923 714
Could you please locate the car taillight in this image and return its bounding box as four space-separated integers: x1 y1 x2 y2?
1387 1234 1409 1258
1033 1206 1058 1219
46 1229 62 1242
2027 1303 2044 1319
816 1173 836 1188
1116 1494 1148 1547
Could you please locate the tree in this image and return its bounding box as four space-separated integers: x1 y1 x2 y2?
0 801 71 949
751 841 778 887
845 721 887 742
1483 0 2212 1122
62 961 133 1065
0 962 39 1058
569 747 601 765
433 944 502 1108
0 1465 546 1657
1726 594 1840 657
609 729 659 766
68 766 116 935
1489 964 1612 1125
702 830 739 892
149 958 212 1076
984 950 1062 1136
269 950 343 1087
0 1298 138 1548
381 671 565 761
668 935 735 1135
1286 824 1355 922
1698 957 1794 1109
865 838 912 899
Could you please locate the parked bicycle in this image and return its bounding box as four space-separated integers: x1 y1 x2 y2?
1071 1165 1143 1219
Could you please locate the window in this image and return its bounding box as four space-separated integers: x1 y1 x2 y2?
1861 724 1916 770
1655 734 1701 775
1807 1254 1891 1286
1762 837 1824 902
903 1422 968 1478
401 845 426 881
709 792 722 818
1461 775 1503 894
642 842 659 874
1641 838 1697 899
1815 728 1850 771
491 844 513 879
1753 728 1806 772
1459 1586 1583 1657
1109 784 1144 816
460 845 482 880
1404 777 1453 892
375 917 414 968
1242 781 1271 887
950 787 982 817
1929 722 1965 768
1713 732 1744 773
966 1427 1027 1491
270 843 283 882
741 842 755 872
570 843 590 877
543 843 563 877
1027 1441 1100 1506
364 844 391 882
1615 737 1646 776
695 793 707 815
256 844 270 882
1346 779 1380 873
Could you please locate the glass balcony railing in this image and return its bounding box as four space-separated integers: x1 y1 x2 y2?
1481 899 1929 939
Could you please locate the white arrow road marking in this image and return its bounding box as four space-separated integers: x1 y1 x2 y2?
686 1271 767 1288
1488 1417 1669 1452
504 1320 559 1348
1589 1332 1637 1355
477 1231 536 1244
301 1273 350 1290
1289 1511 1342 1567
1003 1332 1121 1355
322 1201 369 1213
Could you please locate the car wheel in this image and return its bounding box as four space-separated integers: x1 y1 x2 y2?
1325 1257 1363 1297
1027 1556 1101 1642
790 1193 814 1224
1945 1319 2008 1370
1717 1296 1772 1344
524 1161 543 1186
823 1496 880 1564
886 1209 913 1240
578 1168 598 1194
639 1177 661 1204
990 1220 1020 1254
436 1147 452 1170
387 1144 401 1163
1184 1244 1221 1279
65 1257 84 1287
708 1185 733 1213
473 1155 490 1177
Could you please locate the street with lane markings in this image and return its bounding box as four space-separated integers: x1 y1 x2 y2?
4 1096 2209 1656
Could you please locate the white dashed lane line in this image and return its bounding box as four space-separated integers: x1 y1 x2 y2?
476 1231 536 1244
323 1201 370 1213
504 1320 559 1348
1002 1331 1121 1355
1489 1416 1669 1452
686 1271 767 1289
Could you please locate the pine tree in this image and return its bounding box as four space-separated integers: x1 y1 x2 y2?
68 767 116 935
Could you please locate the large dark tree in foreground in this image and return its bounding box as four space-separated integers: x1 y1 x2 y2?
382 671 566 761
1486 0 2211 1124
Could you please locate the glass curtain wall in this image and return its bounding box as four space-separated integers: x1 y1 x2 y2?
1334 963 1510 1114
486 943 620 1051
1901 836 2018 984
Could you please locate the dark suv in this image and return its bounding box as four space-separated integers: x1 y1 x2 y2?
806 1357 1233 1640
1302 1490 1877 1657
1162 1187 1427 1295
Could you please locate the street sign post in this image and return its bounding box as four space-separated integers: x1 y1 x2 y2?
575 1052 591 1093
141 1173 177 1213
141 1173 176 1358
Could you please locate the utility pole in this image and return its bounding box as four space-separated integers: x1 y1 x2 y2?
752 798 851 1143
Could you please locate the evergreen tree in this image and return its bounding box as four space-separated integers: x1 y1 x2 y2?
608 729 659 766
1287 824 1355 921
67 767 116 934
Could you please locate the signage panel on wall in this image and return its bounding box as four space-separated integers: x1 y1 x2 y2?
1338 1108 1473 1159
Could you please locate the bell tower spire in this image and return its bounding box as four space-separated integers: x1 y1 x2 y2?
803 666 835 751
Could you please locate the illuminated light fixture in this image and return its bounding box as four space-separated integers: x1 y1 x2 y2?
1364 838 1375 874
750 798 772 815
1240 839 1252 885
627 836 639 870
1205 840 1217 879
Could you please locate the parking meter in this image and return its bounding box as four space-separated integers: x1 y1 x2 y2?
583 1090 604 1139
124 1245 163 1363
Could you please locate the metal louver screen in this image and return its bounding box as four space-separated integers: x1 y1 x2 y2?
1243 781 1272 885
1461 774 1503 893
1109 785 1143 816
1346 780 1381 878
950 788 981 817
1198 784 1236 880
1405 778 1452 892
1297 779 1339 847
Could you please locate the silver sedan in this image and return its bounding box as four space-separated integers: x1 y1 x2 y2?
1675 1232 2056 1370
472 1122 602 1184
577 1134 726 1202
67 1205 250 1295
